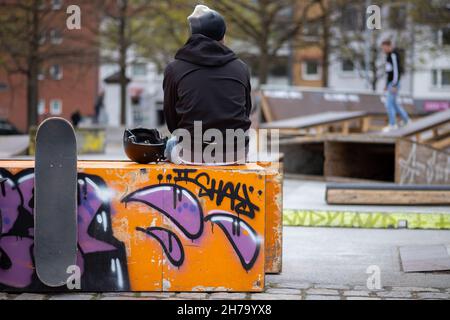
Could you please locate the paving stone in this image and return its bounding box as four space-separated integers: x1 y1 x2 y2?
307 288 339 296
209 293 247 300
376 291 412 298
251 294 302 300
305 295 340 300
14 293 47 300
274 283 312 290
99 296 149 300
346 297 381 300
176 293 208 299
417 292 450 300
140 292 175 298
343 290 370 297
101 292 139 298
391 287 440 292
49 294 95 300
265 288 302 295
314 284 350 290
353 285 383 291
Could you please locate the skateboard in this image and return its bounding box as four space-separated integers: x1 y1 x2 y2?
34 117 78 287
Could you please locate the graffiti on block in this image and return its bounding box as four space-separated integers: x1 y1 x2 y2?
122 171 262 271
0 165 265 291
0 169 130 291
397 140 450 185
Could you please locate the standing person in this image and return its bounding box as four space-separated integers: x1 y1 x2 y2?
71 110 82 128
162 5 252 165
381 40 410 132
94 90 105 124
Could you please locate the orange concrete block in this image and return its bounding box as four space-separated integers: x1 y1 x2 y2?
258 162 283 274
0 161 269 292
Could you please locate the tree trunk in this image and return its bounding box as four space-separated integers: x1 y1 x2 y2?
370 40 378 92
118 1 128 126
258 49 269 87
320 0 329 88
27 63 39 131
26 1 40 131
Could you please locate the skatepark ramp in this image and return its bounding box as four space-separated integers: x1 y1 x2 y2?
381 109 450 151
0 135 29 157
260 111 371 136
326 183 450 206
259 85 416 123
280 136 450 185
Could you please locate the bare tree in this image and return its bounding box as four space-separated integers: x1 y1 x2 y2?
206 0 318 86
96 0 156 126
0 0 98 130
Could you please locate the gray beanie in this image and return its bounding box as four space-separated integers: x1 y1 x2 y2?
188 5 226 41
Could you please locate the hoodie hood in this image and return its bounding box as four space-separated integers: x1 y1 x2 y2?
175 34 237 67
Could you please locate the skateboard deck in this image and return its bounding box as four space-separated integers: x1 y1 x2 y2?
34 118 78 287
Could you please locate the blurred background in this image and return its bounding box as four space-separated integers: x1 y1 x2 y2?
0 0 449 157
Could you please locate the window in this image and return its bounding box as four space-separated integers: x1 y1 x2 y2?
49 64 63 80
303 21 321 42
132 63 147 76
52 0 63 10
443 70 450 86
432 69 450 88
341 5 364 31
342 59 355 72
38 67 45 80
50 100 62 115
389 5 407 30
38 0 46 10
38 33 46 45
442 28 450 46
302 60 321 81
50 29 63 44
38 100 46 115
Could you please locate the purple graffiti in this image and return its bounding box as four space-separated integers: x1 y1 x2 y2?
205 211 261 271
0 236 34 288
0 170 34 288
122 184 203 240
0 169 130 291
137 227 184 267
77 177 116 254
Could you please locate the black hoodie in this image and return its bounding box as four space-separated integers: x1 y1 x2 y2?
163 34 252 136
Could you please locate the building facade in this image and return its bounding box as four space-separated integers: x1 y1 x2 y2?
0 0 99 132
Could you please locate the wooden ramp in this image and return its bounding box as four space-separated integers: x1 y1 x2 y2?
260 111 371 136
260 111 368 133
259 86 416 122
381 109 450 150
326 183 450 205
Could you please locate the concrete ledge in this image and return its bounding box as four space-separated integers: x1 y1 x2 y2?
283 209 450 230
29 126 106 155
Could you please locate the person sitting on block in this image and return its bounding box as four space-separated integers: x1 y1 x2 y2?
163 5 252 165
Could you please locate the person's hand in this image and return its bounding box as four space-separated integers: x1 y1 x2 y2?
384 87 388 92
391 86 398 93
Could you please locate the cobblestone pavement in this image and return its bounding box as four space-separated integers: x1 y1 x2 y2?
2 283 450 300
2 227 449 300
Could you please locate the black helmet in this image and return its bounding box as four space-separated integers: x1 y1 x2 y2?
123 128 167 164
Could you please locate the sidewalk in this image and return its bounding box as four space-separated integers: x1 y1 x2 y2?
3 227 450 300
